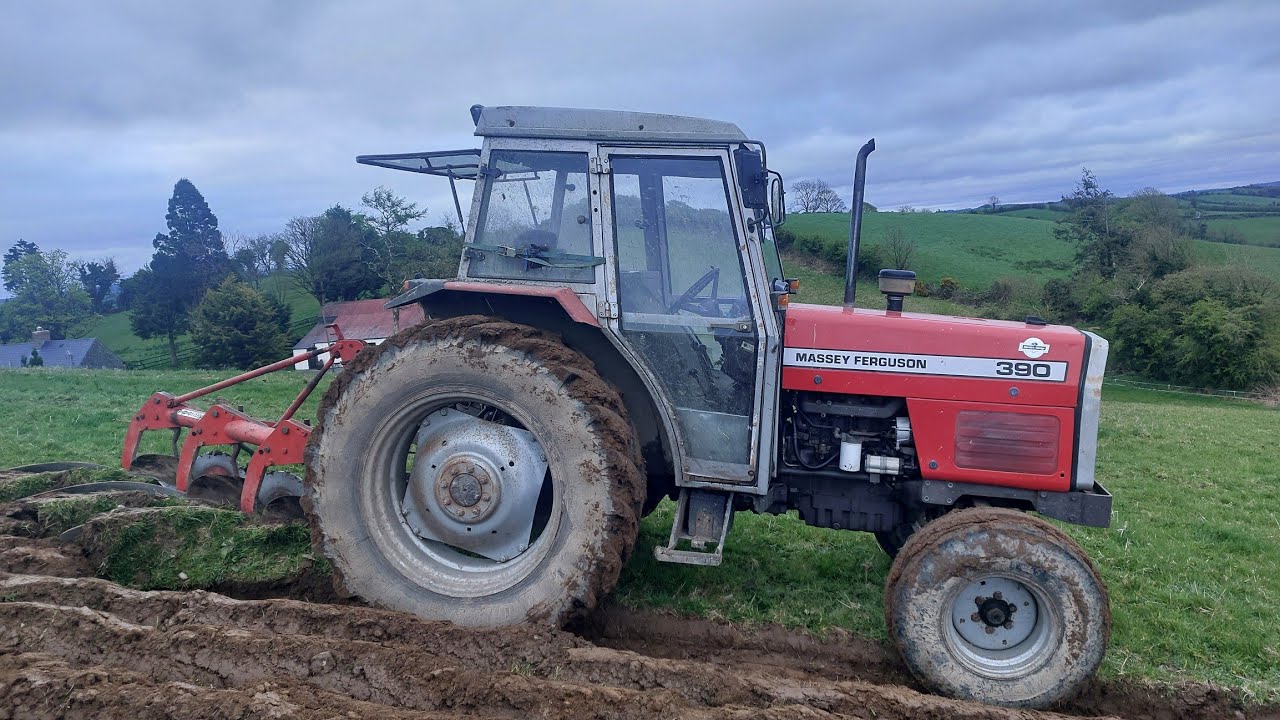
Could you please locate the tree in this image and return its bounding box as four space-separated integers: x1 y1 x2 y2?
20 348 43 367
75 258 120 313
226 232 277 287
883 226 916 270
1054 168 1127 277
0 250 92 342
2 239 40 292
789 179 847 213
281 206 381 306
360 186 428 293
988 196 1000 213
189 277 291 369
125 266 189 364
129 179 232 364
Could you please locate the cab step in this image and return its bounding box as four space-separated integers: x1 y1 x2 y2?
653 489 734 566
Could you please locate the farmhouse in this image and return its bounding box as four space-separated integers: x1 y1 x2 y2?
0 327 125 369
292 299 424 370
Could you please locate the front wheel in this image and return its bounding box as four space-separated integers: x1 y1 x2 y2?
884 508 1110 708
305 317 645 627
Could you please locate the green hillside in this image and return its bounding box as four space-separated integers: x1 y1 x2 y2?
783 212 1075 290
784 210 1280 293
79 275 320 368
977 183 1280 248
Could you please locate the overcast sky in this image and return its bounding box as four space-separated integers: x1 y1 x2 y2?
2 0 1277 285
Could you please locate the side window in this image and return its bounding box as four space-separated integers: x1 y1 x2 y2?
468 150 596 283
611 156 747 315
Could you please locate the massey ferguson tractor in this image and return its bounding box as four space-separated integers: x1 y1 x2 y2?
123 105 1114 708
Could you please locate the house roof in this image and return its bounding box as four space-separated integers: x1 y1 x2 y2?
293 299 425 350
0 338 122 369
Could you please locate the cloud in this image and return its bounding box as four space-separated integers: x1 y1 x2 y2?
0 0 1276 281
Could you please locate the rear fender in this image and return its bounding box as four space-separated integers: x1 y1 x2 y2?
389 281 677 505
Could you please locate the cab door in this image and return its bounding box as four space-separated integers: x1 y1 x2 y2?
599 147 773 486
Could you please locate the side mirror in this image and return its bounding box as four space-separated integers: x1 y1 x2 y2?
734 147 768 210
768 172 786 227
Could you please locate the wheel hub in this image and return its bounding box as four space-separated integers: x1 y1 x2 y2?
400 407 548 562
430 457 500 521
951 577 1037 651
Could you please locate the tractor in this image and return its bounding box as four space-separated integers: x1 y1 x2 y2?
127 105 1114 708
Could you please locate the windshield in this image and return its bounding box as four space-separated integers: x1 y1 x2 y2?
468 150 597 283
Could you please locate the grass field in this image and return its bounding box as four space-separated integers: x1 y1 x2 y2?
784 212 1075 290
1202 215 1280 247
784 210 1280 294
2 364 1279 698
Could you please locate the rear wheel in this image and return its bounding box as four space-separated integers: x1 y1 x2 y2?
884 508 1109 708
305 317 645 627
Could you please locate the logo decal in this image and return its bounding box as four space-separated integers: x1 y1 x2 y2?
1019 337 1050 359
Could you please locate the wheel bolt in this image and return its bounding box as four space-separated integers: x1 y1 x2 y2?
984 626 996 635
1004 621 1014 630
971 613 981 623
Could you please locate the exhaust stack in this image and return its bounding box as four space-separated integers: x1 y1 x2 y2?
843 139 876 308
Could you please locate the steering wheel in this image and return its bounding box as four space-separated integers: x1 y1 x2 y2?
667 267 720 315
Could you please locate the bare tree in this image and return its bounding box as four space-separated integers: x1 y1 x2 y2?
988 195 1000 213
789 179 848 213
361 186 428 293
280 216 326 305
225 232 277 288
883 226 916 270
897 205 915 214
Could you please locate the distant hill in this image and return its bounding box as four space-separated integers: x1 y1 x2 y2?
957 181 1280 249
783 210 1280 292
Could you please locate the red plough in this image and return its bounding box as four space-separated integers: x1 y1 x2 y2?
122 326 365 513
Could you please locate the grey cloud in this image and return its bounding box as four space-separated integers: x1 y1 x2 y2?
0 0 1276 284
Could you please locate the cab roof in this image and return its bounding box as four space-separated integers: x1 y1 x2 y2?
472 105 749 144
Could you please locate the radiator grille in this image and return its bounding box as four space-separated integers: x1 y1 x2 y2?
955 411 1060 474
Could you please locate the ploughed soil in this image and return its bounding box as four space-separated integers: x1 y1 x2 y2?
2 474 1276 719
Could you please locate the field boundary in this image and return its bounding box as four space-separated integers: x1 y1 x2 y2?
1104 376 1270 402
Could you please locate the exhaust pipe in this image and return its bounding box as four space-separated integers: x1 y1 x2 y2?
843 139 876 308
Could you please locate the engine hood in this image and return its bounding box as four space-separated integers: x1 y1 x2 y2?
781 302 1089 407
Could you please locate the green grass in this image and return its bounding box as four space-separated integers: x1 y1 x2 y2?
95 506 320 589
1202 215 1280 247
785 212 1077 290
1192 237 1280 276
0 367 330 468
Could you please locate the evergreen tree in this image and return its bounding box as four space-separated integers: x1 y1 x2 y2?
2 239 40 292
129 179 232 365
189 276 291 369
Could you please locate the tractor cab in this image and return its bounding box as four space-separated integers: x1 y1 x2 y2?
364 105 792 509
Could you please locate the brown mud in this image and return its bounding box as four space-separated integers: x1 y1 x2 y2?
0 550 1274 719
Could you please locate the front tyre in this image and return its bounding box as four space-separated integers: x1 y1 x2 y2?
305 317 645 627
884 508 1110 708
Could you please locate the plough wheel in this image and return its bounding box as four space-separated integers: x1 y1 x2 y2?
306 318 645 627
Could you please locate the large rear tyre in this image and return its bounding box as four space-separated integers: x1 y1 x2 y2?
884 508 1109 708
305 317 644 628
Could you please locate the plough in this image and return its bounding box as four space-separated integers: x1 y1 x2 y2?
121 326 365 513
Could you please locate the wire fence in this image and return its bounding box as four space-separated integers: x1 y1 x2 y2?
125 315 319 370
1103 376 1272 403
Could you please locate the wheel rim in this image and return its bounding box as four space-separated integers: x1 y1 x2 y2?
942 574 1060 678
358 386 562 599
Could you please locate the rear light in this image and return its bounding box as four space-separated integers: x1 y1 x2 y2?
772 291 790 310
955 411 1059 474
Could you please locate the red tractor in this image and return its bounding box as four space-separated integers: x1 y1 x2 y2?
131 105 1114 708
